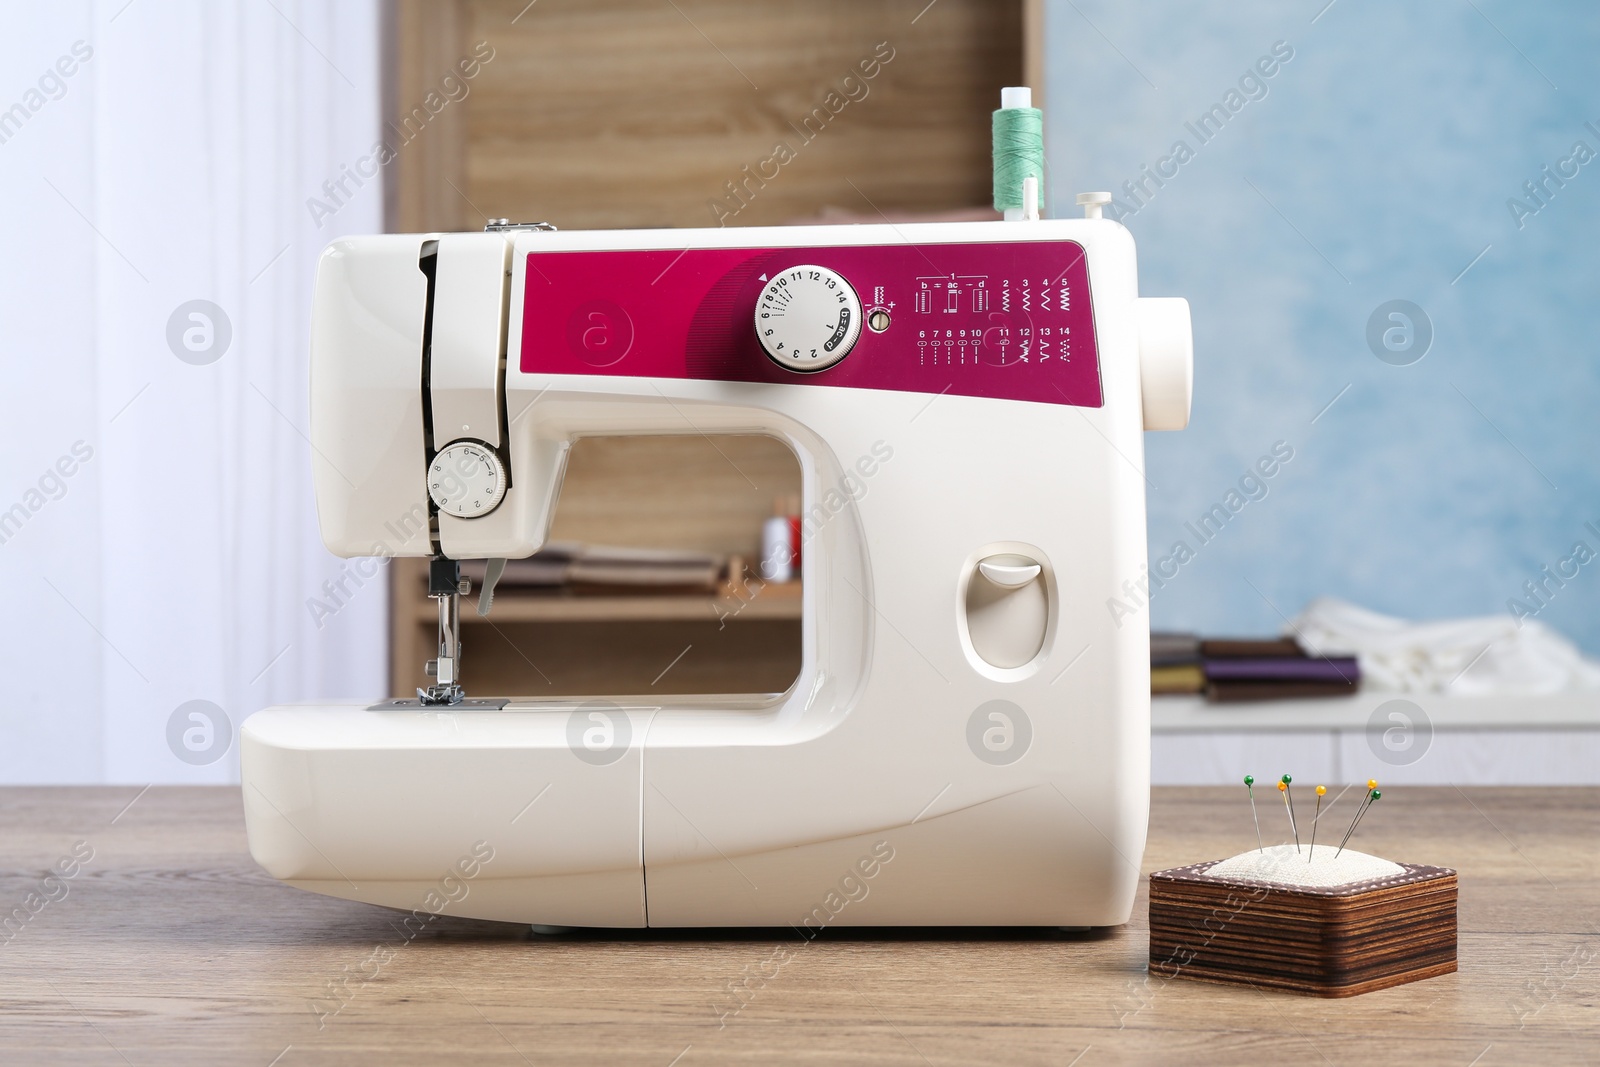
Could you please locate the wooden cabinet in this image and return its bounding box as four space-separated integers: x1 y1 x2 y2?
383 0 1027 697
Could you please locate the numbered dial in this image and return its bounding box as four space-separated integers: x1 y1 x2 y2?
755 265 863 372
428 440 507 519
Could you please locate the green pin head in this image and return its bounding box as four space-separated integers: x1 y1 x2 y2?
1371 790 1382 801
1244 775 1255 786
1280 774 1292 785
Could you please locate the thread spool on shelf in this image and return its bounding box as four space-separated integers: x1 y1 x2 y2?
759 495 801 583
993 86 1043 221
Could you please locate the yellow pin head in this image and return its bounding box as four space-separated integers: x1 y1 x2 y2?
1368 779 1378 790
1316 785 1326 796
1277 781 1287 792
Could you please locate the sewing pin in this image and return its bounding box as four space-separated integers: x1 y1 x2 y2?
1278 774 1300 853
1335 781 1381 858
1308 785 1326 862
1346 788 1382 849
1244 775 1264 853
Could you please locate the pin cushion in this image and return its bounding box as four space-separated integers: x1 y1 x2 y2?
1148 843 1458 997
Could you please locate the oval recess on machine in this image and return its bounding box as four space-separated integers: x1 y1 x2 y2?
965 552 1049 670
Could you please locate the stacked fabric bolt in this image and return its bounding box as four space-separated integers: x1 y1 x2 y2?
1149 633 1362 700
1199 637 1360 702
1150 632 1205 694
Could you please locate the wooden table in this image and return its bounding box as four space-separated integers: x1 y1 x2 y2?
2 787 1595 1065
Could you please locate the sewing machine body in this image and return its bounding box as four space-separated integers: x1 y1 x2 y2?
241 218 1190 927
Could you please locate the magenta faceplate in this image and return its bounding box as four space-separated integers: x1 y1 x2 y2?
519 240 1101 407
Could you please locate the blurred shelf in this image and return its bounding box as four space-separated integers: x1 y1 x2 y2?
447 582 803 624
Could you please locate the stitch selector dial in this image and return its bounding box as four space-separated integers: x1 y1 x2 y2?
428 439 506 518
755 265 863 372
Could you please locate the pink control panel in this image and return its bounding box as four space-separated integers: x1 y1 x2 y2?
518 240 1102 407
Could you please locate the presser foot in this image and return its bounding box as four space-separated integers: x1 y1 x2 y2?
416 683 466 707
419 557 470 707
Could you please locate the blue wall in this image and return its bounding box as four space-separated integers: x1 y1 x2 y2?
1047 1 1600 653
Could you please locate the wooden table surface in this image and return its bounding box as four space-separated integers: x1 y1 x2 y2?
1 786 1594 1065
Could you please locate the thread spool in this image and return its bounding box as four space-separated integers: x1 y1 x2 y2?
993 86 1044 220
760 496 798 582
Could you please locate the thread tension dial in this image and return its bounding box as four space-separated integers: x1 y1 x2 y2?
754 265 863 373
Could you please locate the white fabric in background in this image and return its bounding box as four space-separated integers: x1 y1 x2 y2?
1290 597 1600 696
0 1 385 783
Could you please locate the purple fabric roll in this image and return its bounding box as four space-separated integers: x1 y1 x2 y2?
1203 657 1360 684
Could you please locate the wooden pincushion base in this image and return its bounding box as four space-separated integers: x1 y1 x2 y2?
1148 860 1457 998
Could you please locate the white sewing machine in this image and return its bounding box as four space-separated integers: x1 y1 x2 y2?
241 202 1192 928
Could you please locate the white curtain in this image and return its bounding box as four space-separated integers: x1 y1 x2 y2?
0 1 386 783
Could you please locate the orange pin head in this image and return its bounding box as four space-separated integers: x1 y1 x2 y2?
1277 781 1287 792
1316 785 1327 796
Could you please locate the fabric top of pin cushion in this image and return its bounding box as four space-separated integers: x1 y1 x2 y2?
1203 843 1403 889
1153 846 1455 897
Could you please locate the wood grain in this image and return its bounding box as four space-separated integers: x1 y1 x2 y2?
546 435 802 556
385 0 472 233
1149 863 1458 996
0 787 1594 1064
460 0 1022 230
400 617 803 697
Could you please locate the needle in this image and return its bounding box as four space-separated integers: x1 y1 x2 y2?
1309 785 1326 862
1279 774 1300 853
1244 775 1264 854
1335 780 1380 858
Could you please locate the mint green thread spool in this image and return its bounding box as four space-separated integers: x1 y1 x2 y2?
993 86 1044 218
